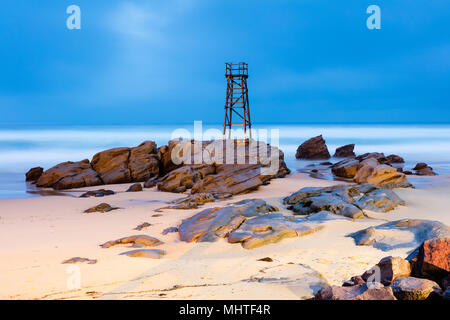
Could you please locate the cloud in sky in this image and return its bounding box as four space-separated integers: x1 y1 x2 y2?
0 0 449 125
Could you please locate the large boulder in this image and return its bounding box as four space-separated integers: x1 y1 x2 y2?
408 238 449 282
331 159 359 178
91 147 131 184
333 144 355 158
25 167 43 182
129 141 159 181
361 256 411 285
354 159 409 188
157 164 215 193
348 220 450 251
390 277 442 300
314 283 396 300
295 135 330 160
283 184 404 219
36 159 102 190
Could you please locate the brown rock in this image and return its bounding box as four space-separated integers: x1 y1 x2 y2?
62 257 97 264
84 203 119 213
26 167 43 182
258 257 273 262
331 159 359 178
354 162 409 188
390 276 442 300
120 249 165 259
161 193 215 210
79 189 115 197
295 135 330 160
355 152 386 162
129 141 159 181
342 275 365 287
126 183 143 192
413 163 428 170
333 144 355 158
144 177 158 188
361 256 411 285
410 238 450 282
133 222 151 231
314 283 396 300
36 159 102 190
157 164 215 193
386 154 405 164
91 147 131 184
415 167 437 176
100 235 163 248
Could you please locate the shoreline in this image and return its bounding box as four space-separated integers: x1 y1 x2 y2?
1 173 449 299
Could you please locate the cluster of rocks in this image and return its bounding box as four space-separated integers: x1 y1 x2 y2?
283 183 405 219
295 135 438 187
178 199 323 249
26 139 290 198
315 237 450 300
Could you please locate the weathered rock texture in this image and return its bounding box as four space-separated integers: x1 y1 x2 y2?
178 199 322 249
390 277 442 300
120 249 165 259
79 189 114 198
295 135 330 160
361 256 411 285
26 167 43 182
283 184 405 219
348 220 450 251
84 203 120 213
100 235 163 248
333 144 355 158
160 193 216 210
314 283 396 300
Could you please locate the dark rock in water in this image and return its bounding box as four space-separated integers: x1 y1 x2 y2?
331 159 359 178
390 277 442 300
355 152 386 162
62 257 97 264
227 213 323 249
295 135 330 160
157 164 215 193
415 166 437 176
258 257 273 262
413 163 428 171
407 238 450 282
134 222 151 231
348 220 450 251
320 162 333 166
314 283 396 300
161 193 216 210
80 189 115 198
26 167 43 182
162 227 179 235
361 256 411 285
144 177 158 188
283 184 404 219
178 199 277 243
126 183 143 192
120 249 165 259
100 235 163 248
36 159 102 190
84 203 119 213
386 154 405 164
342 275 365 287
404 170 413 175
333 144 355 158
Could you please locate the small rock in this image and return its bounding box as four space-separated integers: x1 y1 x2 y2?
333 144 355 158
126 183 143 192
386 154 405 164
25 167 44 182
413 163 428 170
390 276 442 300
80 189 115 198
415 166 437 176
62 257 97 264
100 235 163 248
152 214 163 217
144 177 158 188
258 257 273 262
120 249 165 259
342 275 365 287
84 203 119 213
162 227 178 235
134 222 151 231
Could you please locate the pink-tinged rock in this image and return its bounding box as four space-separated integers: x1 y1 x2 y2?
362 256 411 285
315 283 396 300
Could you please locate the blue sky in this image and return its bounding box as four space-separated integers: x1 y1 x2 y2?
0 0 449 126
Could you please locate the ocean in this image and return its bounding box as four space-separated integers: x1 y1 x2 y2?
1 124 450 199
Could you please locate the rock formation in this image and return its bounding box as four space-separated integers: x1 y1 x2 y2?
25 167 43 182
295 135 330 160
333 144 355 158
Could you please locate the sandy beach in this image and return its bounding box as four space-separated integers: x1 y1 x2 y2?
1 172 449 300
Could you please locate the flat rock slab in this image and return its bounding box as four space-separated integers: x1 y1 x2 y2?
390 276 442 300
160 193 216 210
227 214 323 249
84 203 119 213
100 235 163 248
120 249 166 259
178 199 278 243
80 189 115 198
283 183 405 219
133 222 152 231
348 219 450 251
62 257 97 264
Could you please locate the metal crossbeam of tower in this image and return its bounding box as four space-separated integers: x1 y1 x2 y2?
223 62 252 139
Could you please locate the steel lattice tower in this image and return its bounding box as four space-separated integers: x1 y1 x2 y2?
223 62 252 139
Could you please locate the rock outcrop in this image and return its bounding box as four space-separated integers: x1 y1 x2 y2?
333 144 355 158
36 159 102 190
314 283 396 300
157 164 215 193
390 277 442 300
295 135 330 160
412 163 437 176
283 184 405 219
348 220 450 251
25 167 43 182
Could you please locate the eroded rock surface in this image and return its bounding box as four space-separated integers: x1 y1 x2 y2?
161 193 216 210
100 235 163 248
126 183 143 192
26 167 43 182
361 256 411 285
84 203 119 213
333 144 355 158
390 277 442 300
79 189 115 198
348 220 450 251
283 184 404 219
314 283 396 300
295 135 330 160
